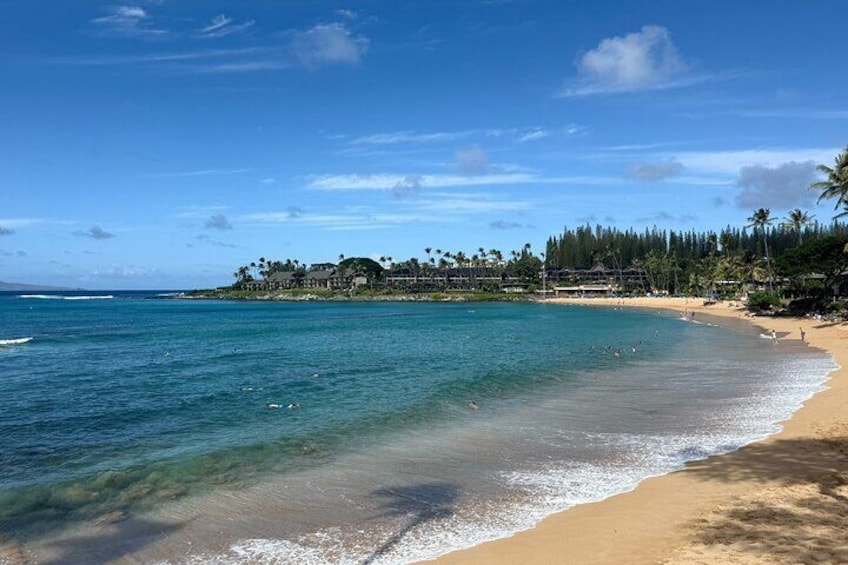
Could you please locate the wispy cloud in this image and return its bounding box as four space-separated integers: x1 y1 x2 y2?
731 108 848 120
59 47 274 67
0 218 41 232
290 23 369 68
241 210 425 231
350 130 475 145
176 205 228 219
456 145 498 176
147 168 252 178
90 5 168 38
411 193 532 213
309 172 537 190
673 148 835 177
561 25 714 96
517 128 550 143
199 14 255 38
308 172 620 190
74 225 116 240
346 126 583 147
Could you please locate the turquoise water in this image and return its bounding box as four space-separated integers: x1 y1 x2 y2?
0 293 835 564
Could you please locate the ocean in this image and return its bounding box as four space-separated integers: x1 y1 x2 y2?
0 292 835 564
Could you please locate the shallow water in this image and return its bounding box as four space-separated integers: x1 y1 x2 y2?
0 293 834 563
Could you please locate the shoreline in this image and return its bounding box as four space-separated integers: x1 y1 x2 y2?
427 297 848 565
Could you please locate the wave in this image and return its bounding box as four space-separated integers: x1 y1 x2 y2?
0 337 33 346
19 294 113 300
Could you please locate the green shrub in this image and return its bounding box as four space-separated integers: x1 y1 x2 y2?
747 291 781 313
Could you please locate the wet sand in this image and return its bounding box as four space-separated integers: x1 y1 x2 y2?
429 297 848 565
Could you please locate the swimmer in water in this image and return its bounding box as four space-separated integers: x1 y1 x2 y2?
267 403 280 409
468 400 479 410
287 403 300 410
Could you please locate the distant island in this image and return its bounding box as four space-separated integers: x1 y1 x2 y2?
0 281 82 292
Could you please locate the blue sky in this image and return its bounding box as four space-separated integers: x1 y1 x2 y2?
2 1 847 289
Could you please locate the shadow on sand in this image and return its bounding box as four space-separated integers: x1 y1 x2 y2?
361 481 460 565
679 435 848 564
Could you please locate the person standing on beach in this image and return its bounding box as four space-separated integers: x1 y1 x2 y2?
800 327 806 342
771 329 778 342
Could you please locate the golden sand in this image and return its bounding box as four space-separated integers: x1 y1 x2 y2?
428 297 848 565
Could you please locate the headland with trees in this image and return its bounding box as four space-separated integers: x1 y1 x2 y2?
194 146 848 316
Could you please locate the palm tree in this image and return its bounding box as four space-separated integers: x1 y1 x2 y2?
811 146 848 215
747 208 774 291
783 209 814 246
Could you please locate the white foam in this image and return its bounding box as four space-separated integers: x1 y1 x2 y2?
18 294 113 300
0 337 33 346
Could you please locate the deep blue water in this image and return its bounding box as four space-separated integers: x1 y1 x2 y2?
0 292 835 564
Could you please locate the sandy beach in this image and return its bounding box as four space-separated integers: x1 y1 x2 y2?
429 297 848 565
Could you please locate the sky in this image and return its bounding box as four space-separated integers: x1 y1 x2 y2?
2 0 848 289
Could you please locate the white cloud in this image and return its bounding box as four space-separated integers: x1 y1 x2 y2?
735 161 818 210
517 128 550 143
350 130 473 145
562 25 693 96
199 14 255 38
291 23 368 68
456 145 496 176
90 5 167 37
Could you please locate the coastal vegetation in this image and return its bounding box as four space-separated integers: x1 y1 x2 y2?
216 146 848 316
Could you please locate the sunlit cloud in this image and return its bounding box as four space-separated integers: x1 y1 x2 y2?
561 25 713 96
290 23 369 68
90 5 168 38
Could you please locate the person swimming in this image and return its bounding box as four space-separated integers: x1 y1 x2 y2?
468 400 479 410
